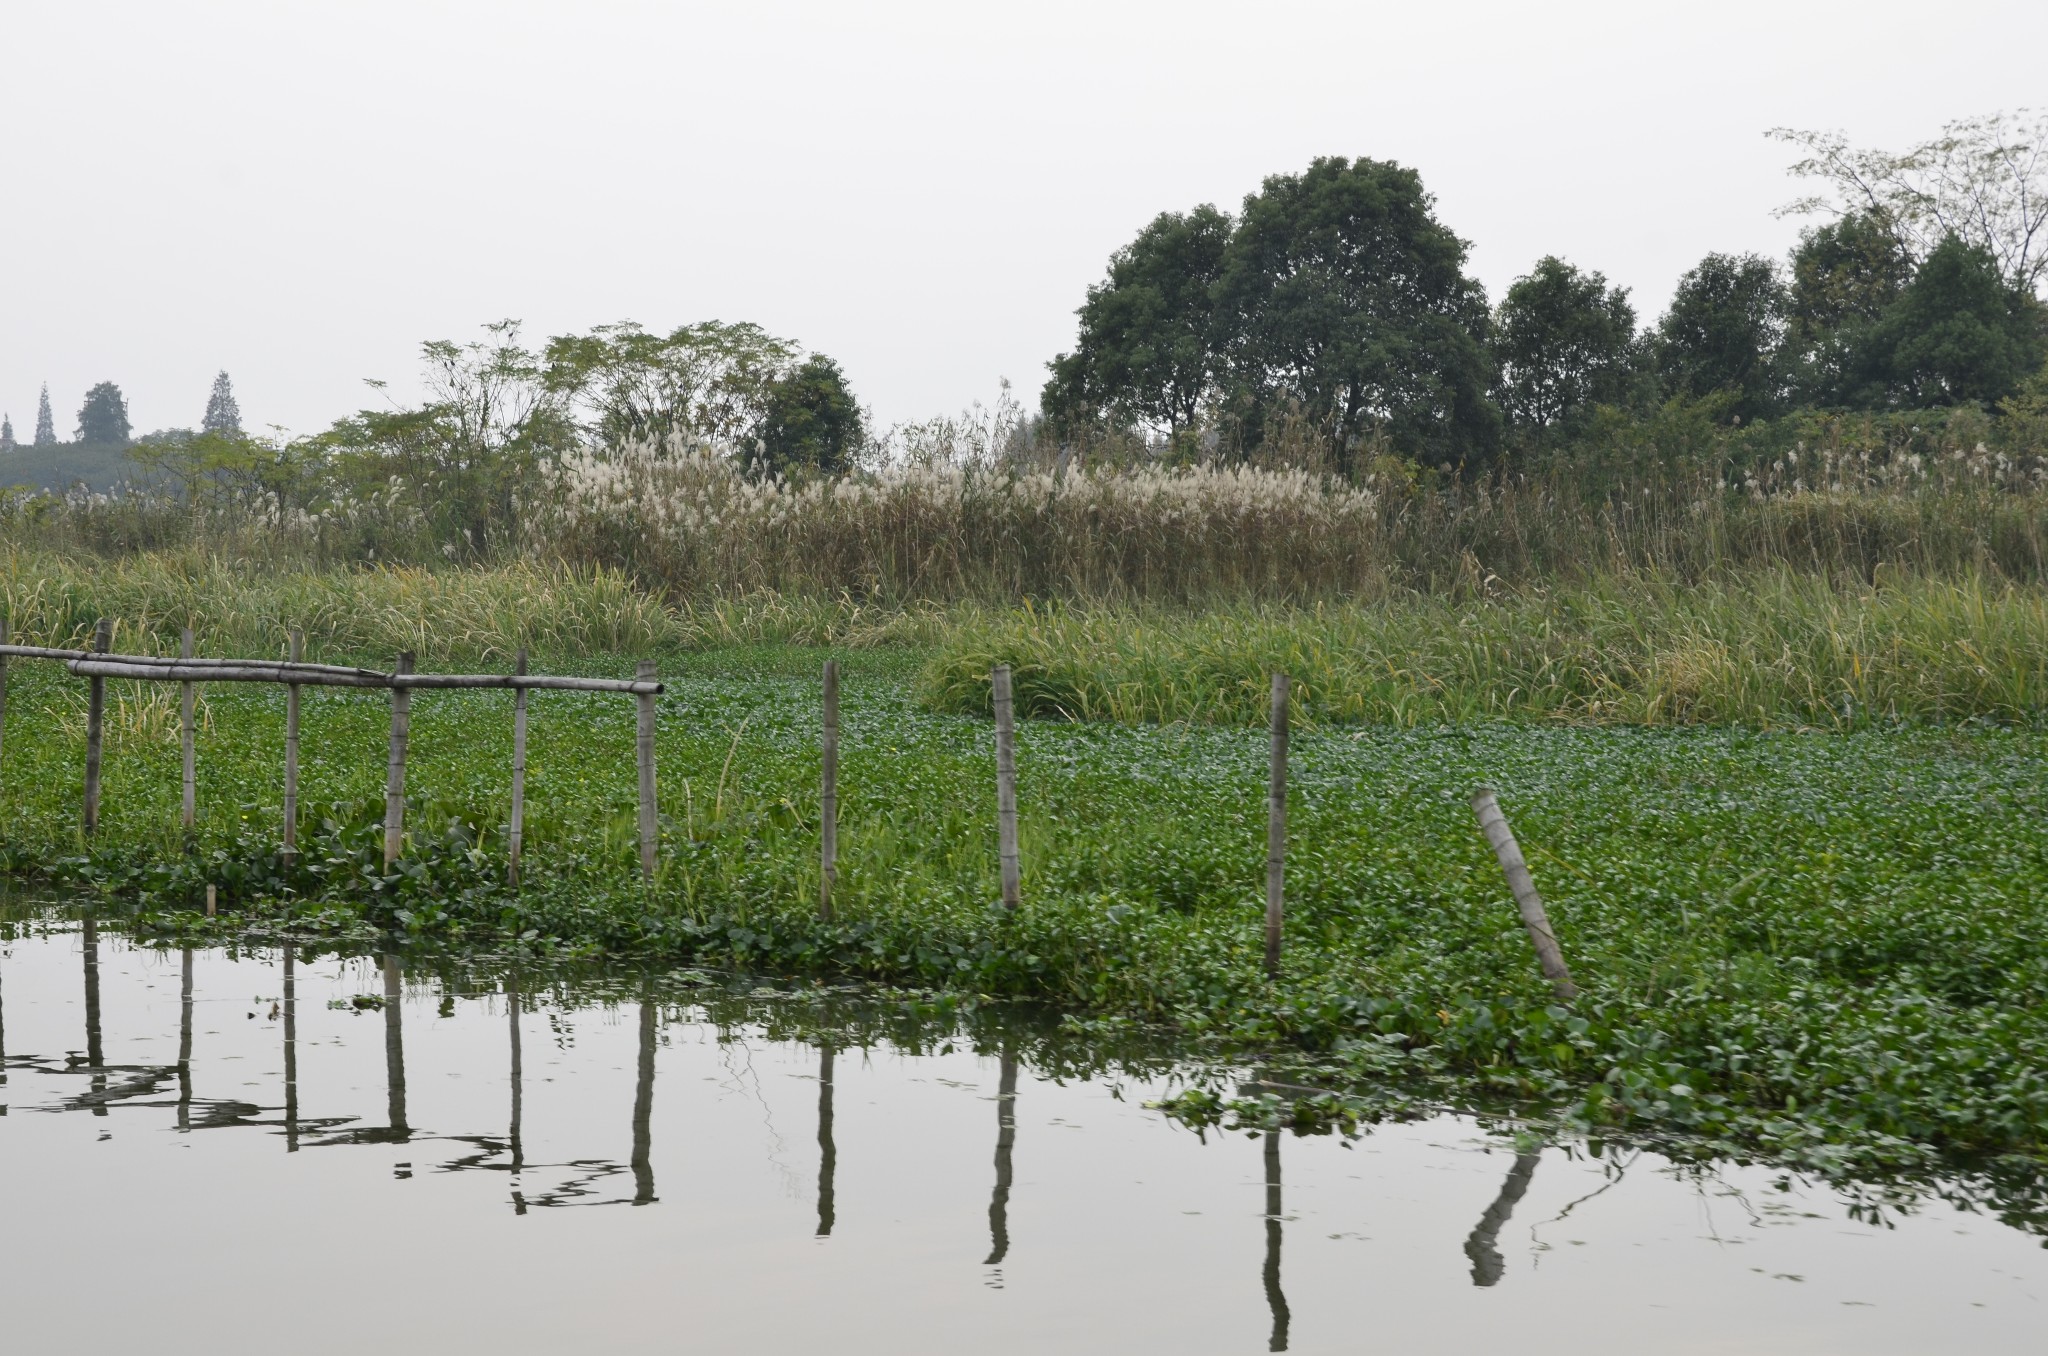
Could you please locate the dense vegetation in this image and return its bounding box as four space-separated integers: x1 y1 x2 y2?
0 644 2043 1190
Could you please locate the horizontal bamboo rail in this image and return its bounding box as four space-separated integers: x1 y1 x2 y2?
57 655 660 694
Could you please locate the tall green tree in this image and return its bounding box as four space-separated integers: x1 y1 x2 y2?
1213 156 1498 471
1653 253 1790 421
1491 256 1638 435
76 381 131 446
1043 204 1233 440
0 413 14 452
34 384 55 446
202 370 242 435
1871 234 2045 407
757 355 863 476
1786 211 1912 407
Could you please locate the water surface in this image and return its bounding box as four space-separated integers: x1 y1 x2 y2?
1 919 2041 1354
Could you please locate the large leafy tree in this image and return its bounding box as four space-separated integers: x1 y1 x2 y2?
76 381 132 446
1491 256 1638 435
1653 253 1790 421
758 355 863 476
1213 156 1497 472
1870 234 2045 407
1042 204 1232 440
1785 211 1913 407
1771 110 2048 297
545 320 797 450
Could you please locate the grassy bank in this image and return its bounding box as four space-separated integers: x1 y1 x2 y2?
923 571 2048 728
0 646 2045 1178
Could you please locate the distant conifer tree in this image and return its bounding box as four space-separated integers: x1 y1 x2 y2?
34 383 56 445
0 413 14 451
202 370 242 435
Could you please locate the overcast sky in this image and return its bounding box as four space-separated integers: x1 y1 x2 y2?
2 0 2043 442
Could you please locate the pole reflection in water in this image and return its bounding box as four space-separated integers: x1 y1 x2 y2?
630 988 655 1205
1463 1151 1541 1287
82 910 105 1116
816 1043 835 1237
177 946 194 1132
382 954 408 1139
282 943 298 1152
508 971 525 1215
1262 1129 1290 1352
985 1052 1017 1268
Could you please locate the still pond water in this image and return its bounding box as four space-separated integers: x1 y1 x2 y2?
1 916 2041 1355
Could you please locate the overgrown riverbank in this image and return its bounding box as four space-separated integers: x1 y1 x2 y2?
1 644 2044 1181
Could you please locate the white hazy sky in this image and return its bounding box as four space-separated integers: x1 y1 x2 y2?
2 1 2043 442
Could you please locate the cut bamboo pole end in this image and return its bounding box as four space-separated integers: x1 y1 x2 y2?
1470 786 1576 1002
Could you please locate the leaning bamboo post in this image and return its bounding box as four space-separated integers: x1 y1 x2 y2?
1471 787 1576 1001
282 630 302 866
383 652 414 869
180 628 197 839
1266 673 1289 979
82 619 111 835
991 665 1021 911
508 647 529 887
636 659 657 882
819 658 838 921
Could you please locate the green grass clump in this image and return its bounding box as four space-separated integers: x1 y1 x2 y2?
920 570 2048 728
2 646 2046 1179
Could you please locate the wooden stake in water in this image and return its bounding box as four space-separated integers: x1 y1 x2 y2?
282 629 302 867
83 619 111 836
1470 786 1577 1002
636 659 658 883
205 884 216 917
508 647 529 887
180 628 197 839
383 652 414 869
991 665 1021 911
819 658 838 921
1266 672 1289 980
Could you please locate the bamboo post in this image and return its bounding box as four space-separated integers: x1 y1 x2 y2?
1470 787 1577 1001
508 647 528 887
1266 673 1289 979
819 658 838 921
205 884 216 917
0 616 10 779
636 659 657 882
83 618 111 835
992 665 1021 911
180 628 197 839
282 629 302 866
383 652 414 869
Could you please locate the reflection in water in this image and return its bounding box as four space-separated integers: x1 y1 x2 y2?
986 1052 1017 1267
81 912 105 1116
816 1043 835 1237
1263 1130 1290 1352
382 954 409 1139
631 990 656 1205
1463 1151 1541 1287
177 947 193 1132
508 972 525 1213
282 944 298 1152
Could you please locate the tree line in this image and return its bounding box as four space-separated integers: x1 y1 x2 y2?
1042 111 2048 475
